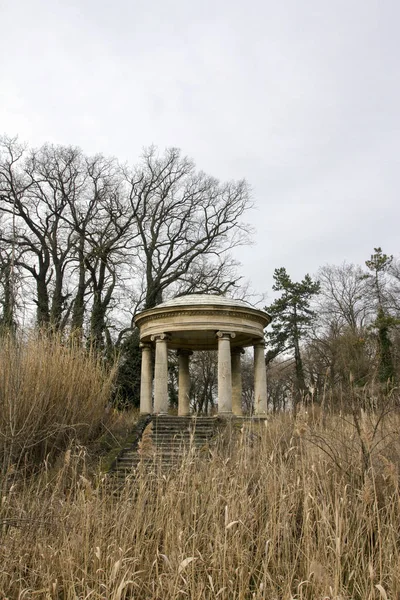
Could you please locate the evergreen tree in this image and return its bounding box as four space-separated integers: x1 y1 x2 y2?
265 268 320 402
113 328 142 408
365 247 396 384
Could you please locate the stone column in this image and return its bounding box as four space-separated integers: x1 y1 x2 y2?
216 331 235 415
152 333 170 414
231 347 244 416
254 340 268 416
139 342 153 414
177 349 192 416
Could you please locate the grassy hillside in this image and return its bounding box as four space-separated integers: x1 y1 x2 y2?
1 403 400 599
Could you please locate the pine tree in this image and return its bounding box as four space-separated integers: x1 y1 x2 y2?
265 268 320 403
365 247 396 384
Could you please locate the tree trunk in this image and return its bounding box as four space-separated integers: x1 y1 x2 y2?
144 283 163 310
293 311 306 404
89 258 115 350
0 260 15 331
90 290 107 349
36 271 50 326
71 239 87 335
50 263 64 329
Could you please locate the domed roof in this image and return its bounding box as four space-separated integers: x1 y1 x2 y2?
135 293 271 350
157 293 255 310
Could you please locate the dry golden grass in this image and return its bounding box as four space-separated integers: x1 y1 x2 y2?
0 332 116 471
1 406 400 599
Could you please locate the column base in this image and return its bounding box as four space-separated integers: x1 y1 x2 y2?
218 411 234 418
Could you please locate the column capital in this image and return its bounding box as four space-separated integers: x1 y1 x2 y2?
231 346 245 355
151 333 171 343
216 331 236 340
177 348 193 357
253 339 265 349
139 342 152 350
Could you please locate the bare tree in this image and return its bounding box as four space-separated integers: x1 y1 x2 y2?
241 353 255 414
388 258 400 313
172 253 243 298
24 144 85 329
307 263 374 393
317 263 372 332
0 139 139 345
0 244 20 330
1 138 256 385
0 137 51 325
124 147 252 309
189 351 218 414
81 160 138 349
266 357 295 412
0 138 77 328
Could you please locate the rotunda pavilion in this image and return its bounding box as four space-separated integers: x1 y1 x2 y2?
134 294 271 417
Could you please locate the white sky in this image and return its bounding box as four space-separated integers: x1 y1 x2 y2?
1 0 399 300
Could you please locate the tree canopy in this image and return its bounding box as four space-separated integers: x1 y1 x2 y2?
264 268 320 401
0 137 252 346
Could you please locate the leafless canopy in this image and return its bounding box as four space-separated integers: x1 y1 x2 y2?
0 138 253 347
124 147 252 309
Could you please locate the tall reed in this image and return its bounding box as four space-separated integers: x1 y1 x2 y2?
1 409 399 599
0 331 116 471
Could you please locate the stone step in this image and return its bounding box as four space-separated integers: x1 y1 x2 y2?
114 457 191 468
153 434 212 438
117 450 192 460
151 429 214 438
153 423 215 428
152 433 214 438
158 422 215 426
153 422 216 428
155 432 214 436
153 421 216 427
153 416 217 420
109 415 222 479
120 440 211 452
122 436 213 447
115 458 200 468
116 445 209 459
151 437 213 442
118 450 206 463
153 432 212 437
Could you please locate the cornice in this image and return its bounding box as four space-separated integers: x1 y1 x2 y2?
135 307 270 327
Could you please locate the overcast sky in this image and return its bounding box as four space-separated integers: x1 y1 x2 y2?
1 0 399 300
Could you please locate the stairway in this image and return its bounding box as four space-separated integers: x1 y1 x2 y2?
111 415 220 479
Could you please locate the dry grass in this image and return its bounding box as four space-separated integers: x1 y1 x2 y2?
1 407 400 599
0 332 116 471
